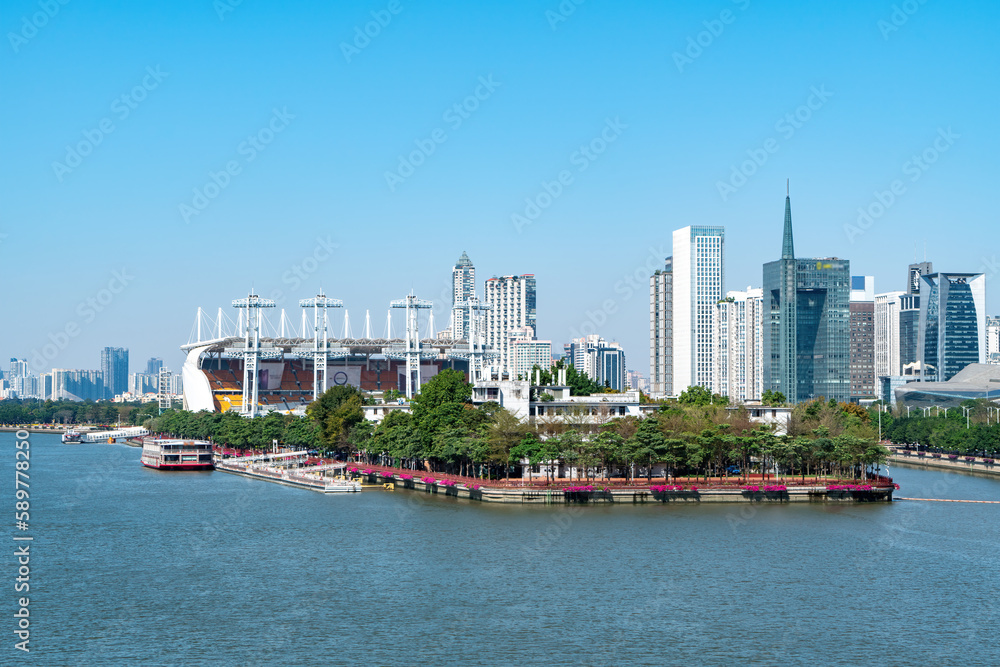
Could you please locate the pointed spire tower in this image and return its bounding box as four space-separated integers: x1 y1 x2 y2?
782 179 794 260
762 180 798 404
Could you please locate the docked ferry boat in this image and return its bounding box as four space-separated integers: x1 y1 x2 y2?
141 439 214 471
61 430 83 444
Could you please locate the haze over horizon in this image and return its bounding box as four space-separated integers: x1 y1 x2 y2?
3 0 997 375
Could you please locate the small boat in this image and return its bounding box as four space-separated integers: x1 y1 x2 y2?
141 439 214 470
62 431 82 444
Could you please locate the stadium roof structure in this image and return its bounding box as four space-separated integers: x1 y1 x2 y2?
894 364 1000 408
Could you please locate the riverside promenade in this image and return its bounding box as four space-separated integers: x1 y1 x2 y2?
888 447 1000 479
336 464 895 504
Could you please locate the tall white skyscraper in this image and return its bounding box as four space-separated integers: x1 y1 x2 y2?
987 316 1000 365
484 274 537 378
649 258 673 396
451 252 475 340
714 288 763 402
874 291 905 381
672 226 725 395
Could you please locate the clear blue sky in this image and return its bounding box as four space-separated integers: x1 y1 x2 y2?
2 0 998 376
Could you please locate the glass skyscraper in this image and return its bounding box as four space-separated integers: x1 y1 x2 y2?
917 272 986 381
101 346 129 399
763 194 851 403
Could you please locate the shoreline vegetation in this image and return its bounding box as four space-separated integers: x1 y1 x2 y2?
5 369 905 492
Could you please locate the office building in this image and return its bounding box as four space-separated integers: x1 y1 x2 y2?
649 258 673 396
484 274 537 378
917 272 986 382
850 277 876 401
874 291 905 379
763 192 851 403
101 346 129 399
597 340 626 391
899 262 933 369
672 226 725 395
714 287 764 403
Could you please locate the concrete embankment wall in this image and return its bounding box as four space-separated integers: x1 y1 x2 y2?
375 474 892 504
889 452 1000 478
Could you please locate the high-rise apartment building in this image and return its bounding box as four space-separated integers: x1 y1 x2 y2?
567 334 626 391
101 346 129 399
512 339 552 381
129 372 158 395
649 258 673 396
9 358 28 380
52 369 105 401
146 357 164 377
450 252 476 340
484 274 537 378
672 226 725 395
763 193 851 403
918 272 986 381
714 287 763 403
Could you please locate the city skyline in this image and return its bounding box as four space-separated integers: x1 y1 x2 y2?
3 1 998 380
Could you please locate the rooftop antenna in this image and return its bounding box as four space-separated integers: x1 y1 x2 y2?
786 178 789 196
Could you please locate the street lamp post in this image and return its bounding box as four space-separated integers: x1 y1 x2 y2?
962 406 971 429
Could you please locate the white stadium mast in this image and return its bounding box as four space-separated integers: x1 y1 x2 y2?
298 292 344 402
226 292 279 418
390 293 433 399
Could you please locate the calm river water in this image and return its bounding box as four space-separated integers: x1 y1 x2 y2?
4 432 999 666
